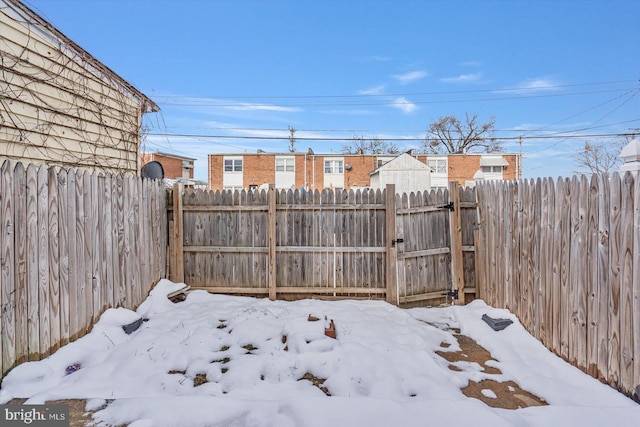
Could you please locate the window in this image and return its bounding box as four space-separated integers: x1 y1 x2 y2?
428 159 447 174
324 160 344 174
482 166 503 173
224 159 243 172
377 159 387 168
276 158 295 172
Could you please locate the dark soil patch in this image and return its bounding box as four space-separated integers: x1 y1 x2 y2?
462 379 547 409
436 334 501 375
193 373 208 387
436 333 547 409
299 372 331 396
242 344 258 353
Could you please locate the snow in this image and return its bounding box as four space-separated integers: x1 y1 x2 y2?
1 279 638 426
482 389 498 399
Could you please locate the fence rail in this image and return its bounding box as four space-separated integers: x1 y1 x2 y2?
0 160 167 376
476 173 640 398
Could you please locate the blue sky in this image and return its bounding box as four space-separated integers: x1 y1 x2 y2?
25 0 640 181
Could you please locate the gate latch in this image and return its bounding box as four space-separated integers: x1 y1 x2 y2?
442 289 459 300
437 202 455 211
392 238 404 246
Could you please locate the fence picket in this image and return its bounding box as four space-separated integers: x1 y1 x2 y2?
48 168 61 354
619 173 635 391
13 163 28 365
1 161 15 372
67 170 78 343
37 165 50 358
608 173 622 389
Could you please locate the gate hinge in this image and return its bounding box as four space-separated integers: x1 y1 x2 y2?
437 202 455 211
442 289 459 300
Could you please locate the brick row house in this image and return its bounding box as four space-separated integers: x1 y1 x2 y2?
141 151 196 179
208 150 521 192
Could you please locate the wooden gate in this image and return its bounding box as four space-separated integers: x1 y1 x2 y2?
394 182 475 306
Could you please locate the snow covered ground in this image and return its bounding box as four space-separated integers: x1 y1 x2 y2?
1 279 638 427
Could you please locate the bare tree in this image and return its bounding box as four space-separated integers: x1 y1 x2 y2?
573 138 628 174
422 113 498 154
341 135 399 154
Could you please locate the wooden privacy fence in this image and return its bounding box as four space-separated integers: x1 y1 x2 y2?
168 182 477 306
0 160 168 376
475 173 640 398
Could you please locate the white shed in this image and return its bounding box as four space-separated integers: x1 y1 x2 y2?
369 153 431 195
620 138 640 173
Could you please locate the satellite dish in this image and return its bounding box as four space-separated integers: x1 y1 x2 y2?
141 161 164 180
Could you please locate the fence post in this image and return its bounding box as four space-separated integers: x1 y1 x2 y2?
171 182 184 283
449 181 465 305
385 184 398 305
268 184 277 300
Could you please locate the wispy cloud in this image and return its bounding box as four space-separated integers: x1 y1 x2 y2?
319 109 378 116
513 77 561 94
370 55 391 62
225 102 301 112
358 85 386 95
158 96 302 113
441 73 483 83
392 70 428 85
461 61 482 67
390 97 417 113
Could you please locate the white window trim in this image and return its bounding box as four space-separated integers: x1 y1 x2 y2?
427 158 448 174
276 157 295 172
224 157 243 173
324 159 344 174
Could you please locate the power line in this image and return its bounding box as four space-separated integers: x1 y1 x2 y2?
155 88 638 108
149 118 640 135
153 79 639 100
148 131 636 143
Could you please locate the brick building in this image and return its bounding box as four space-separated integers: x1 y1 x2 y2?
142 151 195 180
207 151 521 191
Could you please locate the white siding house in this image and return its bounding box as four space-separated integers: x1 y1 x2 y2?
0 0 158 174
369 153 431 194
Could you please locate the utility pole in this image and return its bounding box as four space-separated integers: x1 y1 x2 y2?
518 135 523 179
288 126 296 152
